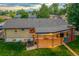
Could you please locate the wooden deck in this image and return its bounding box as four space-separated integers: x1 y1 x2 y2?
38 39 53 48
38 38 62 48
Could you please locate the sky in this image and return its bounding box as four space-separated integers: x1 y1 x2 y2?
0 3 65 12
0 3 52 8
0 3 52 6
0 0 78 3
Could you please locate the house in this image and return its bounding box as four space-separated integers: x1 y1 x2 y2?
0 21 6 38
3 17 75 49
0 16 12 20
50 15 67 22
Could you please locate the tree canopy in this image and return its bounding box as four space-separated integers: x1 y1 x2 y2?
8 11 16 18
17 9 28 18
37 4 50 18
49 3 59 15
66 4 79 30
49 3 67 15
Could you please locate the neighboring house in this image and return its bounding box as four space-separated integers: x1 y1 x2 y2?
0 21 6 30
0 22 6 38
50 15 67 22
0 16 12 20
3 17 75 48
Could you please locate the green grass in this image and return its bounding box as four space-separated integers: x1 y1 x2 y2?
0 39 26 56
68 36 79 55
0 39 72 56
50 45 73 56
11 46 72 56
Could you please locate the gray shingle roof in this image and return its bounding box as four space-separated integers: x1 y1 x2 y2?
3 18 69 33
36 25 69 33
3 19 29 28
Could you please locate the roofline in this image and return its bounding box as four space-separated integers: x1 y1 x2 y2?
3 27 34 29
36 29 70 34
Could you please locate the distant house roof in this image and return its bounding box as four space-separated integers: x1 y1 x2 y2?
0 16 12 20
3 17 69 33
3 19 29 28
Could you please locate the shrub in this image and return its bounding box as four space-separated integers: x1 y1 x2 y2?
5 42 26 51
0 38 5 42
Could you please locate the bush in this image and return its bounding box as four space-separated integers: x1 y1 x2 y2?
5 42 26 51
0 38 5 41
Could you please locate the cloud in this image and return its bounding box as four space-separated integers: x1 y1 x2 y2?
0 3 53 11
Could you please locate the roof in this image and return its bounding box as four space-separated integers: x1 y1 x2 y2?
3 17 69 33
3 19 29 28
0 16 12 20
36 25 69 34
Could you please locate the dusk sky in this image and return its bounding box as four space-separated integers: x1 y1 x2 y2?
0 3 52 8
0 3 64 11
0 3 52 11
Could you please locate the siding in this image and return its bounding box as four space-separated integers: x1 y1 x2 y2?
68 29 75 42
37 33 63 48
5 29 32 38
5 38 33 42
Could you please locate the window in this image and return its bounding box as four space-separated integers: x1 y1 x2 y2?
60 32 64 37
21 29 25 31
66 32 69 36
15 29 17 32
13 39 16 42
29 28 35 33
27 39 34 47
0 26 2 30
75 27 78 31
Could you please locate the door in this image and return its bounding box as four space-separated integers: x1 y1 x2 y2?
27 38 35 47
68 29 75 42
71 29 75 41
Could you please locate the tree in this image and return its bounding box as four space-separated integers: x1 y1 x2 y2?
58 8 66 15
21 12 28 18
0 10 9 15
49 3 59 15
37 4 50 18
32 9 37 15
17 9 28 18
8 11 16 18
66 3 79 30
58 4 67 15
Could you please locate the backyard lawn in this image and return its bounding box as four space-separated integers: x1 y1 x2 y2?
0 39 72 56
68 36 79 55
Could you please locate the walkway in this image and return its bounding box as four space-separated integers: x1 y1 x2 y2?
63 42 78 56
26 45 37 50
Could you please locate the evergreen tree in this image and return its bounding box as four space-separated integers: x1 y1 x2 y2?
17 9 28 18
8 11 16 18
37 4 50 18
49 3 59 15
67 3 79 30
